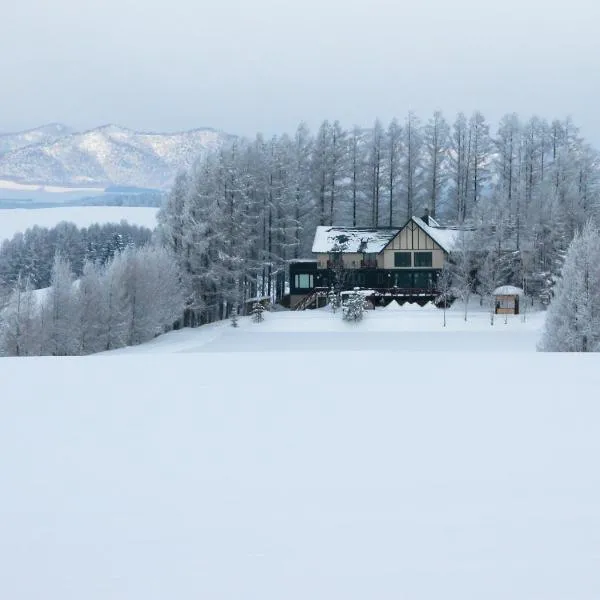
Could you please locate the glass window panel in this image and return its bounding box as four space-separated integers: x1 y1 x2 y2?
414 252 433 267
394 272 413 288
295 274 313 289
414 271 434 289
394 252 411 267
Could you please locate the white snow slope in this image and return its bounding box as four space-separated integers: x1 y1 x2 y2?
1 305 599 600
0 206 158 242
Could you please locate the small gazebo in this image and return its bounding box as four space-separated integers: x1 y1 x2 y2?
493 285 524 315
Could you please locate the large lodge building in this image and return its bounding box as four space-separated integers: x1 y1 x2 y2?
289 212 459 309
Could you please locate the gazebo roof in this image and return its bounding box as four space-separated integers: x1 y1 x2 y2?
493 285 524 296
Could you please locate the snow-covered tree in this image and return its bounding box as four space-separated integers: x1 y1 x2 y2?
367 119 385 226
77 260 109 354
436 260 453 327
401 111 424 220
423 110 450 219
252 301 265 323
342 290 364 322
101 251 131 350
385 118 403 226
41 254 80 356
451 229 475 322
539 220 600 352
478 251 503 326
0 275 39 356
328 286 341 313
448 112 470 223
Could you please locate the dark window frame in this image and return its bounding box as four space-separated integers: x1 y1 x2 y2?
394 252 412 267
414 252 433 267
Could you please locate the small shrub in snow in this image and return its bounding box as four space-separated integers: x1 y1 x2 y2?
252 302 265 323
230 307 239 328
342 290 364 322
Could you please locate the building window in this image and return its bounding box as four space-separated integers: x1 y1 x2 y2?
394 252 411 267
394 271 413 288
362 253 377 268
294 274 314 289
414 252 433 267
413 271 434 289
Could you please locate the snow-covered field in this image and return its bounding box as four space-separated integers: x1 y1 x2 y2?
2 304 600 600
0 179 105 194
0 206 158 242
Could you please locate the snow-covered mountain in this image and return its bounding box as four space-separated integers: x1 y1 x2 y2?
0 123 73 155
0 124 230 189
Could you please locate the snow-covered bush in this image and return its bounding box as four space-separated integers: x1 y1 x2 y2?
342 290 364 322
539 220 600 352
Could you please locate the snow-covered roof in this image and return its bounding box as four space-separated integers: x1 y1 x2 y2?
493 285 525 296
312 218 467 255
312 226 399 254
411 216 460 253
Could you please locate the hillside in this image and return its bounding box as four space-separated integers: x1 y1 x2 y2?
0 123 73 155
0 124 230 189
2 306 600 600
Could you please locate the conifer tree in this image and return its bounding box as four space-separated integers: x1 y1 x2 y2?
539 220 600 352
342 290 364 322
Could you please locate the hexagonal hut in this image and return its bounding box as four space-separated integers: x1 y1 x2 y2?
493 285 524 315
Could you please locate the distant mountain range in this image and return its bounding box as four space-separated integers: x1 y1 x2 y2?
0 123 230 189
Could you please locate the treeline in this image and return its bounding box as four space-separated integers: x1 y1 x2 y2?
0 246 184 356
158 111 600 324
0 220 153 289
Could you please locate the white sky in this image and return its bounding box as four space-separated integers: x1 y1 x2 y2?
2 0 600 142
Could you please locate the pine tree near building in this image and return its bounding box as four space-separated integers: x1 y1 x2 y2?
342 290 364 322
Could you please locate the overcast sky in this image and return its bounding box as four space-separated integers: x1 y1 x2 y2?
2 0 600 143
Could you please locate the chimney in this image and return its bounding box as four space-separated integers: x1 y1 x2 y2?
422 207 430 225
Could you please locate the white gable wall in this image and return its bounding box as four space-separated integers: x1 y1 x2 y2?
382 221 447 269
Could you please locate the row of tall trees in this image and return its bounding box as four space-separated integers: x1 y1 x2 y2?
158 111 600 324
0 246 183 356
0 221 153 290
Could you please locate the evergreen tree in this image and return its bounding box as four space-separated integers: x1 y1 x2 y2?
252 302 265 323
328 287 341 313
342 290 365 322
539 220 600 352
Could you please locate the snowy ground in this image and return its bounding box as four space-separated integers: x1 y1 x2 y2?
2 303 600 600
0 206 158 241
0 179 105 194
109 301 544 354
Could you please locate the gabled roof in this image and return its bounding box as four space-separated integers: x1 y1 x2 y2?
312 226 400 254
312 217 464 255
410 216 459 253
